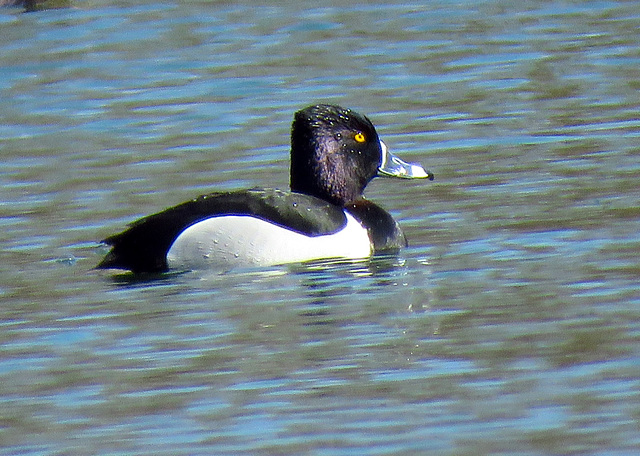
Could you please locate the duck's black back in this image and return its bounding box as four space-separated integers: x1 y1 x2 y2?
97 189 347 273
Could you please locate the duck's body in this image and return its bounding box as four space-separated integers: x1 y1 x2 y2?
97 105 433 273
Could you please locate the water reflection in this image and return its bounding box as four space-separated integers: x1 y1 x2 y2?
185 253 434 314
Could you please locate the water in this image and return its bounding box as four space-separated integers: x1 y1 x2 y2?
1 1 639 454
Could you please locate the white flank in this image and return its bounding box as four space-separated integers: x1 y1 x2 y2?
166 212 371 271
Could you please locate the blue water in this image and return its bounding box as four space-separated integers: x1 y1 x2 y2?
0 1 639 455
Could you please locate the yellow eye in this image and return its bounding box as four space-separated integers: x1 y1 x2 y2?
354 132 366 143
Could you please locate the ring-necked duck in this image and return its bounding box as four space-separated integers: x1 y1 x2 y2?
97 104 433 273
0 0 71 12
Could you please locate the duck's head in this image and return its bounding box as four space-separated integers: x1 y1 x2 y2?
290 104 433 206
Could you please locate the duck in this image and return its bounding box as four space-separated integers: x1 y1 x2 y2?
97 104 433 273
0 0 71 12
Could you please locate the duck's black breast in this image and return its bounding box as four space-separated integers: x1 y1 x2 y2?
97 189 348 273
345 199 407 252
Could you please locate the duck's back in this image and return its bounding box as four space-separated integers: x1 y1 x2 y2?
97 189 360 273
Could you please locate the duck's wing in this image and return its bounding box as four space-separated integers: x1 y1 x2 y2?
96 189 347 273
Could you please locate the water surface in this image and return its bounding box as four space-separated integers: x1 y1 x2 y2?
1 1 639 454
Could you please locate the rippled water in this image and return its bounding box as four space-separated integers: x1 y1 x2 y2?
1 1 639 454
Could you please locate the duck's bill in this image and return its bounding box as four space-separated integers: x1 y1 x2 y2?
377 140 434 180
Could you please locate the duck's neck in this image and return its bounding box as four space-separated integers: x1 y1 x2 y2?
290 159 366 207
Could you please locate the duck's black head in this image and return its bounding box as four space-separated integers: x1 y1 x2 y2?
290 104 432 206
